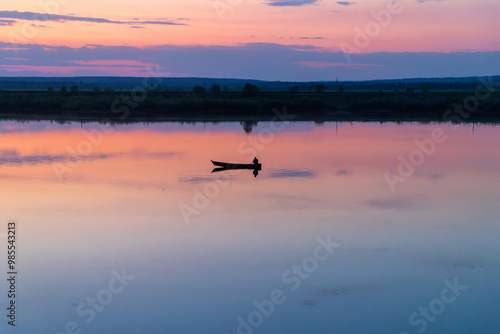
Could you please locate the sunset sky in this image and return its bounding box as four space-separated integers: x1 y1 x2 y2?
0 0 499 80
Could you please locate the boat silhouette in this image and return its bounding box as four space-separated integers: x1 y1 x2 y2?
211 158 262 177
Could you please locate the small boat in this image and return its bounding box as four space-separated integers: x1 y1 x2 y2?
211 160 261 170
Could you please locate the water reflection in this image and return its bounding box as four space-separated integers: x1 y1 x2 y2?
1 120 499 334
0 117 497 134
267 168 315 179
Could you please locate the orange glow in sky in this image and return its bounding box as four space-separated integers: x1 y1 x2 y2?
0 0 499 79
1 0 498 51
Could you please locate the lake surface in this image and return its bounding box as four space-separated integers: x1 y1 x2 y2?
1 119 499 334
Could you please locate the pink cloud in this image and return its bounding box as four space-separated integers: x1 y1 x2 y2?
0 64 151 76
1 47 29 51
65 59 158 67
299 61 379 68
4 57 31 61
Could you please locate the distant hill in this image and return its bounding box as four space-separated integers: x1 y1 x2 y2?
0 75 498 92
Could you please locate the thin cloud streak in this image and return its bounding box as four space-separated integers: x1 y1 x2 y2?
0 10 186 26
0 19 16 26
297 37 324 40
66 60 158 67
266 0 319 6
337 1 357 5
299 61 380 68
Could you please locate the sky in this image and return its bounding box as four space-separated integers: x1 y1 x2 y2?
0 0 499 80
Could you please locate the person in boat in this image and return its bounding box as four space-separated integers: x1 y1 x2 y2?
253 157 259 164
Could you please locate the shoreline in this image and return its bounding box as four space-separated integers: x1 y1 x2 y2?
1 90 499 123
1 112 499 125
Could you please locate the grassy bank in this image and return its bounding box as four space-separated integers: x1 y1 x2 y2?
1 90 499 122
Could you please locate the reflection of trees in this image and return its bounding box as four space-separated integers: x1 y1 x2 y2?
240 121 258 134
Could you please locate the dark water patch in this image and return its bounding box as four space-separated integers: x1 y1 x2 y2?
268 168 316 179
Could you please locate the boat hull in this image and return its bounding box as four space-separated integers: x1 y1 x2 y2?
211 160 261 170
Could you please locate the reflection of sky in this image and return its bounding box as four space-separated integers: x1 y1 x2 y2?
1 121 500 334
267 168 316 179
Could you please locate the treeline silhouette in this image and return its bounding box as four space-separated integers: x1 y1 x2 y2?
2 76 498 92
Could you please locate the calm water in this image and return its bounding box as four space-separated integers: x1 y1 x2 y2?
1 120 499 334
